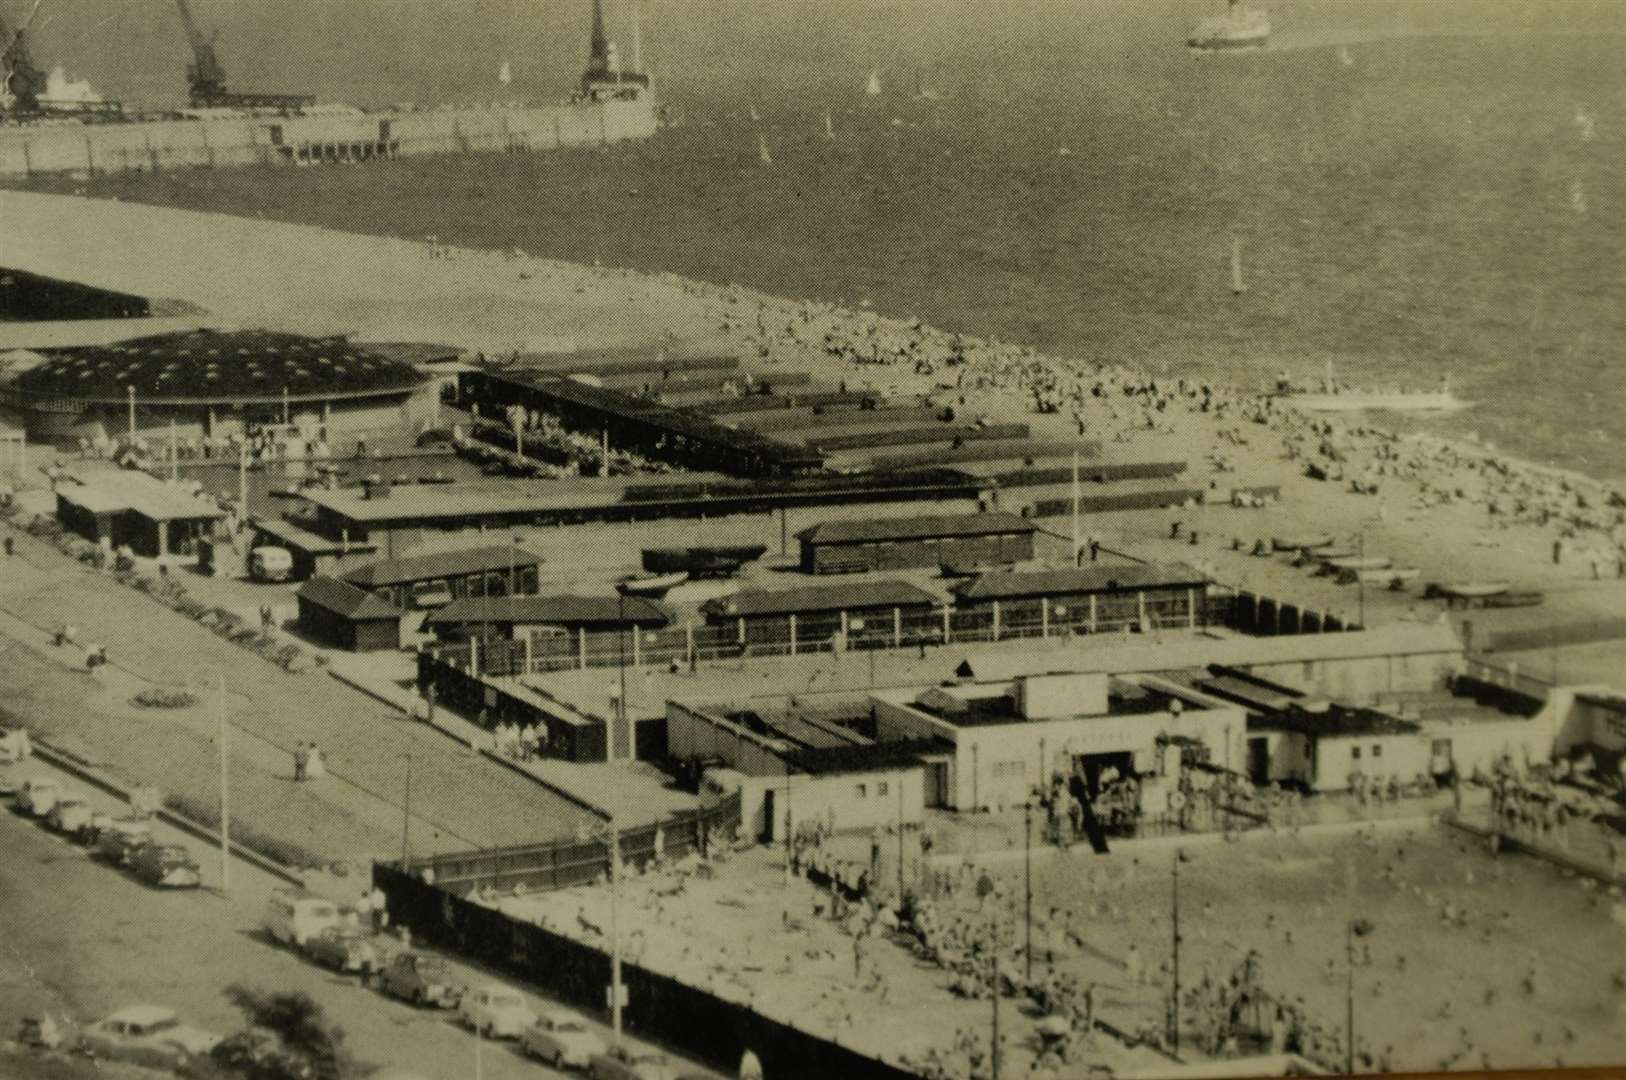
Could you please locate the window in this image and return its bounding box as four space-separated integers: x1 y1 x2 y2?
855 783 867 799
1371 744 1382 758
877 781 889 797
1351 746 1362 761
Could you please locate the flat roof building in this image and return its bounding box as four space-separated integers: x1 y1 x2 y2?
424 594 672 643
797 511 1038 575
55 469 225 558
871 671 1245 812
951 563 1212 638
702 580 942 652
342 544 544 609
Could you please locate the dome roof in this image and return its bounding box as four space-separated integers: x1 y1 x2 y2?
12 329 425 405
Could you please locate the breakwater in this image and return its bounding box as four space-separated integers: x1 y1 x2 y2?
0 97 655 178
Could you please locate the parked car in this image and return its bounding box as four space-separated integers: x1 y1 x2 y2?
459 985 536 1039
261 887 344 948
409 580 454 609
0 764 22 797
250 546 294 583
378 952 461 1008
129 843 201 888
47 796 94 836
0 727 32 764
302 925 383 976
588 1044 669 1080
97 817 154 865
520 1011 606 1070
16 777 60 817
79 1004 220 1071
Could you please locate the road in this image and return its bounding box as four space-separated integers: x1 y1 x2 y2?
0 752 722 1080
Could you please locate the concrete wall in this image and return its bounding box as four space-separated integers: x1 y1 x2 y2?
0 99 657 178
1247 648 1462 703
734 768 925 844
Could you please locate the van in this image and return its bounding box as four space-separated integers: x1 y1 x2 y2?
262 888 343 948
251 547 294 583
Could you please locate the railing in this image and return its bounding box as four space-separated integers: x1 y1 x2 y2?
1462 655 1555 701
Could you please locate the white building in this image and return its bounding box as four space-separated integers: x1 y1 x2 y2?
870 672 1247 812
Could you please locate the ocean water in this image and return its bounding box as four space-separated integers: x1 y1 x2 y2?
18 0 1626 482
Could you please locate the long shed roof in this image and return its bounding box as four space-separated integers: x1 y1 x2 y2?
705 580 941 619
953 563 1207 602
342 545 543 588
797 511 1036 546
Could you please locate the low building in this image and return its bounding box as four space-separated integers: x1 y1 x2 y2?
702 580 942 651
796 511 1038 575
341 545 543 609
54 470 224 558
871 671 1244 812
295 575 404 652
951 563 1211 638
423 594 672 643
1195 666 1559 790
668 698 936 843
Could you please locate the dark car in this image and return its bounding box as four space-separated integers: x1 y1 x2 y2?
302 926 383 976
378 952 460 1008
128 843 201 889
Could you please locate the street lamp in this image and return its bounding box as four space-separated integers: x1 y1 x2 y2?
604 815 625 1041
1346 917 1376 1075
1024 798 1034 981
400 753 413 871
613 582 633 764
1170 848 1192 1053
216 672 230 896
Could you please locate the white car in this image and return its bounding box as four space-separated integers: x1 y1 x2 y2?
458 984 537 1039
79 1004 220 1070
47 796 94 836
520 1011 606 1070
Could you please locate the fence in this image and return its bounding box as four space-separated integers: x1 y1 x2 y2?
1479 616 1626 655
372 861 921 1080
403 791 742 895
1460 656 1554 703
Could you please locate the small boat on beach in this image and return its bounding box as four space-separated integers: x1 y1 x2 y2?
619 572 688 598
1272 534 1333 552
1322 555 1392 572
1339 566 1420 587
1424 581 1510 600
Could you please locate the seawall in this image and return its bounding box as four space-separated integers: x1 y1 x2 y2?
0 97 656 177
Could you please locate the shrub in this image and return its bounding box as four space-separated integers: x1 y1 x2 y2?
131 687 198 709
162 794 325 871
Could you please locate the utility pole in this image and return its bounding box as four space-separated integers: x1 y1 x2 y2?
615 585 630 762
1024 799 1033 980
237 439 248 535
897 779 906 903
1345 921 1354 1077
1071 449 1080 564
218 672 230 896
400 753 413 869
1357 532 1366 628
610 816 623 1041
1171 851 1182 1054
990 945 1001 1080
127 385 136 440
169 419 178 482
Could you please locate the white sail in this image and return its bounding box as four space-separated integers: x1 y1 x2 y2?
865 70 882 97
497 60 512 86
749 103 761 123
1230 235 1246 295
824 109 835 141
757 133 773 166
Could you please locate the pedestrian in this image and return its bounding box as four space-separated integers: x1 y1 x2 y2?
369 883 388 933
293 741 308 782
738 1048 764 1080
3 536 13 557
305 743 326 781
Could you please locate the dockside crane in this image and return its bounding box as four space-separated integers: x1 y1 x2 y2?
172 0 313 111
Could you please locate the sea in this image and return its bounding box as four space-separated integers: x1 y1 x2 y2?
18 0 1626 483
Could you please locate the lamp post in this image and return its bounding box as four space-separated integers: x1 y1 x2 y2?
1024 798 1034 981
217 672 230 896
609 815 624 1041
614 583 632 763
400 753 413 870
1356 532 1366 629
1346 918 1375 1075
1171 849 1186 1054
897 777 906 904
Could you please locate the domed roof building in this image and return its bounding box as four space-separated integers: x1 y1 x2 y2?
7 328 434 442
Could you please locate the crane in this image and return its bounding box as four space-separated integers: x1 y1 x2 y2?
172 0 312 111
1 1 49 115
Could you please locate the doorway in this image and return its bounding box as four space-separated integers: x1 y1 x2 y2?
760 787 776 844
1247 737 1270 785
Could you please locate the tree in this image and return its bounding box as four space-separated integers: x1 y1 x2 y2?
209 984 363 1080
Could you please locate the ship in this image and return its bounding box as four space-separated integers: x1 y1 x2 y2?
1188 0 1270 51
